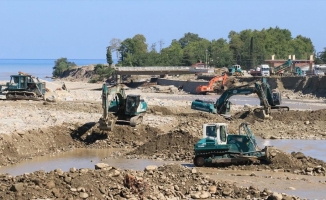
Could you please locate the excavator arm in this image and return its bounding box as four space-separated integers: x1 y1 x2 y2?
215 87 257 115
271 59 293 75
99 84 126 131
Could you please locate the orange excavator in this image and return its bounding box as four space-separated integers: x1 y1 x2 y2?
196 73 228 95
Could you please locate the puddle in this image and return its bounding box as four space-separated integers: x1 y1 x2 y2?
0 148 185 176
256 138 326 161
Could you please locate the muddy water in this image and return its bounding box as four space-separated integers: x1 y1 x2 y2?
0 148 185 176
257 138 326 161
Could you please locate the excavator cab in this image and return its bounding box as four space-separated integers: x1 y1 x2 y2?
125 95 141 115
272 90 282 105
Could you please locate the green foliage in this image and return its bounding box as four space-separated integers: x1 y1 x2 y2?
106 46 113 66
315 48 326 64
93 64 115 81
52 58 76 77
119 34 148 66
113 27 315 69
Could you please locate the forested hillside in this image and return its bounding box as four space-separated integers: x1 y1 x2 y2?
107 27 325 69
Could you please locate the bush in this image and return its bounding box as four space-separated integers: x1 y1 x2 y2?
52 58 76 77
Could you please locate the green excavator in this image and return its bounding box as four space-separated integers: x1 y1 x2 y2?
98 84 148 131
191 77 289 119
193 122 273 167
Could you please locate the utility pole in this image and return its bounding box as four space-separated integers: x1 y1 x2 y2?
206 49 208 67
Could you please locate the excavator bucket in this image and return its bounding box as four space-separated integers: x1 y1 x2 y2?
253 108 272 120
260 146 276 164
98 113 117 131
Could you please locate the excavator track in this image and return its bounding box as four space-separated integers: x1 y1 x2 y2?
271 106 290 111
194 149 268 167
6 92 42 101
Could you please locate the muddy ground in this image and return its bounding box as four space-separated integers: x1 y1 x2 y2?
0 79 326 199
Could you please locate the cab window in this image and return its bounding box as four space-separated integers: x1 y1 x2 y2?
206 126 216 137
220 125 227 142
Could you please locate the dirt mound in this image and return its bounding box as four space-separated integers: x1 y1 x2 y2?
215 147 326 176
266 147 326 175
80 125 161 149
128 129 200 161
270 109 326 122
0 164 296 199
148 105 174 115
60 66 95 82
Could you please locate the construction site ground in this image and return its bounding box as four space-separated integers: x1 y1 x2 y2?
0 78 326 199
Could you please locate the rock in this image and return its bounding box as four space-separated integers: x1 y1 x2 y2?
304 121 310 125
145 165 158 172
70 167 77 173
199 191 211 199
46 180 55 189
287 187 296 190
267 192 283 200
208 185 217 193
52 188 61 198
190 191 201 199
55 168 64 175
95 163 109 170
306 167 314 172
10 183 24 192
191 168 198 174
79 192 89 199
99 186 106 194
111 170 120 177
77 187 86 192
222 187 233 196
64 176 72 183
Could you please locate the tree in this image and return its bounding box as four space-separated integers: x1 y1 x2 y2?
106 46 113 67
110 38 122 61
118 34 148 66
93 64 115 81
52 58 76 77
315 48 326 64
160 40 183 66
178 32 202 49
210 38 232 67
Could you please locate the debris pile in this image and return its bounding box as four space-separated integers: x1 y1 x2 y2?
0 163 298 199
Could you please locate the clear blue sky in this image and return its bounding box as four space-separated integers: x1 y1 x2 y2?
0 0 325 59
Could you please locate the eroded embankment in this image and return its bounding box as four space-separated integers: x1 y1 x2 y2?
159 76 326 97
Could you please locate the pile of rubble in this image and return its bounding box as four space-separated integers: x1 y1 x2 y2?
0 163 298 199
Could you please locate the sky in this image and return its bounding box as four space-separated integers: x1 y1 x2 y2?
0 0 325 59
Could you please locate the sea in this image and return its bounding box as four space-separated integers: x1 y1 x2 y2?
0 59 108 82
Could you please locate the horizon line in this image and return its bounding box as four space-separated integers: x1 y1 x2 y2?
0 58 109 60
